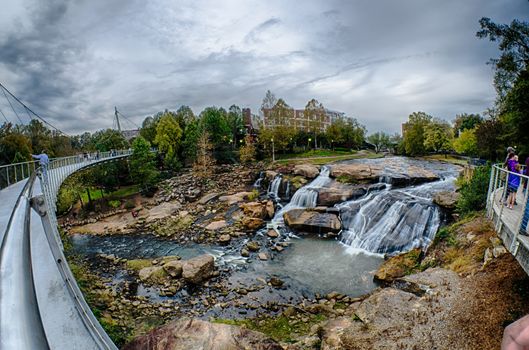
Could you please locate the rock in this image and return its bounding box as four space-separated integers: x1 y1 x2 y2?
218 234 231 245
138 266 168 284
330 163 382 183
433 191 460 210
240 202 267 219
182 254 215 284
269 276 284 287
258 252 269 260
374 248 423 282
122 318 282 350
184 188 202 202
265 170 278 181
283 209 341 234
162 260 183 278
293 164 320 179
198 192 220 205
205 220 228 231
317 181 368 206
219 192 253 205
241 248 250 257
241 217 265 230
267 229 279 238
265 200 275 219
246 241 260 252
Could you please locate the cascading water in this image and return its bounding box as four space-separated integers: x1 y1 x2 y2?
268 175 282 201
272 166 331 224
253 172 265 189
338 177 456 254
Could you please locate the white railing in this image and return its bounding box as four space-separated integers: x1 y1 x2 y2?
0 159 39 189
486 163 529 254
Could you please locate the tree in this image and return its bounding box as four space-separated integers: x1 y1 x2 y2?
304 99 326 148
477 17 529 97
140 116 159 144
424 118 453 153
475 119 504 160
367 132 391 153
199 107 230 148
130 136 159 194
500 69 529 156
268 98 294 127
194 131 215 178
25 119 52 155
182 118 201 164
176 105 195 125
154 112 183 170
91 129 128 152
325 118 346 148
239 135 257 163
403 111 432 156
452 128 478 156
0 133 32 165
453 113 483 136
227 105 244 148
260 90 277 113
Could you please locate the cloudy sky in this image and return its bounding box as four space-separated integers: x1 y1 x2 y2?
0 0 527 135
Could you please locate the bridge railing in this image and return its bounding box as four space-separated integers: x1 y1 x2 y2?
486 163 529 253
0 159 39 189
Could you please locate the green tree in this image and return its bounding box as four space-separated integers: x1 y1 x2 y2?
367 132 391 153
477 17 529 97
452 128 478 156
227 105 244 148
475 119 504 160
140 116 159 144
500 69 529 156
342 118 366 150
456 165 491 216
424 118 453 153
130 136 159 194
154 112 183 170
199 107 230 147
91 129 128 152
0 132 32 165
25 119 52 155
325 118 346 148
182 118 201 164
403 111 432 156
304 99 326 148
453 113 483 136
176 105 195 125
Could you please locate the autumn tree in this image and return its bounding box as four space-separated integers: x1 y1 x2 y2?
194 131 216 177
239 135 257 163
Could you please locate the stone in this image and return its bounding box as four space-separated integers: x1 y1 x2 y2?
293 164 320 179
269 276 284 287
265 170 278 181
138 266 168 284
283 209 341 234
258 252 269 260
241 248 250 257
162 260 183 278
205 220 228 231
182 254 215 284
267 229 279 238
246 241 260 252
265 200 275 219
240 202 267 219
219 192 253 205
198 192 220 205
241 217 265 230
317 181 368 206
374 248 422 282
433 191 460 210
218 234 231 245
122 318 282 350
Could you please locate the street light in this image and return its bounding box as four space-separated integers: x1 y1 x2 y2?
308 137 312 150
271 138 275 162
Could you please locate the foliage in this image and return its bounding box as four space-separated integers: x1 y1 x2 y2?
424 118 453 153
403 111 432 156
477 17 529 97
154 113 183 170
260 90 277 112
239 135 257 163
90 129 128 152
182 118 201 163
304 98 326 148
226 105 244 147
456 165 491 216
199 107 230 148
193 131 215 178
367 132 391 153
325 116 365 150
130 136 159 194
453 113 483 136
0 130 32 164
139 116 159 144
475 119 504 160
500 69 529 156
452 128 478 156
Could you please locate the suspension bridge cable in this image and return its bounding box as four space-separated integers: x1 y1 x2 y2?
0 108 9 123
23 106 34 121
116 110 140 129
1 86 23 124
0 82 68 136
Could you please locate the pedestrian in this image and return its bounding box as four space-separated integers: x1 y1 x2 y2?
505 146 516 167
32 149 49 183
507 164 522 209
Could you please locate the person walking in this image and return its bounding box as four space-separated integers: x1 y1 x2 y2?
507 164 522 209
32 150 49 183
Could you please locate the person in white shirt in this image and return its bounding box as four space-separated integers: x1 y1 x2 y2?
32 150 49 183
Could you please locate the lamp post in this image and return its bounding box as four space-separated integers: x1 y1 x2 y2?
271 138 275 162
308 137 312 150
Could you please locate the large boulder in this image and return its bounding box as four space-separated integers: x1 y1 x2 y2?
317 181 368 206
219 192 253 205
330 163 382 183
138 266 168 284
240 202 267 219
182 254 215 284
283 209 341 234
433 191 460 210
293 164 320 179
240 217 265 230
162 260 183 278
122 318 282 350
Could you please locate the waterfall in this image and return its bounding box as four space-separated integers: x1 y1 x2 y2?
285 181 291 199
268 175 282 201
253 172 265 189
338 180 448 255
272 166 331 224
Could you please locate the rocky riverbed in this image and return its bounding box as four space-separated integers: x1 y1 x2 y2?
60 157 528 349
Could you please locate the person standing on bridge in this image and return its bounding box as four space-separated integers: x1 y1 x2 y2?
32 150 49 183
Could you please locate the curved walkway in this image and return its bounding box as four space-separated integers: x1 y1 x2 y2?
0 151 132 349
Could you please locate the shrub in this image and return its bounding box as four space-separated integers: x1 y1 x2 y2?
456 164 491 216
247 189 259 201
124 200 136 210
108 200 121 209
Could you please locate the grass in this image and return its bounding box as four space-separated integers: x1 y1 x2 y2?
420 154 469 166
80 184 140 203
275 150 384 166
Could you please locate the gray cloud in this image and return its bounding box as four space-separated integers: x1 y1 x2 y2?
0 0 527 135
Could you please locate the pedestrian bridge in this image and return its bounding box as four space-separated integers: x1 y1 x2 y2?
0 151 132 350
486 164 529 275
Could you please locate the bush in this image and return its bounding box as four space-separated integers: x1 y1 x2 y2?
124 200 136 210
108 200 121 209
456 164 491 216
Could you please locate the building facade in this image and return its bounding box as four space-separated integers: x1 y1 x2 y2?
261 107 344 132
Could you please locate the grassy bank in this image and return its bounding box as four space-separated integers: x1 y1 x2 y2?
275 150 384 166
